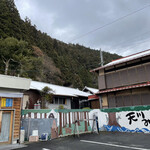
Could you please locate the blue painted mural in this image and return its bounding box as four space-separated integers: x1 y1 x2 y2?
103 125 150 133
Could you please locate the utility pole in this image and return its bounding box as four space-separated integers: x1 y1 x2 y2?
100 49 104 67
99 49 103 109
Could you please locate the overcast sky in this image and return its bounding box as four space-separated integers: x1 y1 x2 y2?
14 0 150 56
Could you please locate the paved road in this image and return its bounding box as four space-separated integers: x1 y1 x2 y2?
16 132 150 150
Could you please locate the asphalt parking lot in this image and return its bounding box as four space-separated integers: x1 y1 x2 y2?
16 132 150 150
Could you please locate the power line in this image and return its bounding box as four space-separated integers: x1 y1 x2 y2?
112 30 150 49
70 3 150 43
124 37 150 51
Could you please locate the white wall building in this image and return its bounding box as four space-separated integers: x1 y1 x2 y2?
25 81 91 109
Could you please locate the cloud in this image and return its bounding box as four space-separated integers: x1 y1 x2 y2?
15 0 150 56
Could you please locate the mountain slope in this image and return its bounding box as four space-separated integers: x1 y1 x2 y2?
0 0 121 89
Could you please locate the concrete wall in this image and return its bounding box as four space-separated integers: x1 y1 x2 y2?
22 105 150 140
22 95 29 109
22 109 92 139
98 105 150 133
22 118 56 140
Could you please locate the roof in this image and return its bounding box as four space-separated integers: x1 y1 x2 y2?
88 95 99 101
83 86 98 94
30 81 91 97
91 49 150 72
96 82 150 94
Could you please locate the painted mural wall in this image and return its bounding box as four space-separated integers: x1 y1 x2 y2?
21 105 150 140
100 105 150 133
22 109 93 139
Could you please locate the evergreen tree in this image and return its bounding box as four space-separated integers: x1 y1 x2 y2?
0 0 122 88
0 0 22 39
41 86 53 108
0 37 42 76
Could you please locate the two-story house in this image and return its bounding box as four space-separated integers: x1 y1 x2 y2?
91 49 150 108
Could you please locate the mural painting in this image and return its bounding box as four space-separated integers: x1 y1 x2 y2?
21 105 150 141
58 111 92 136
101 106 150 133
21 109 94 139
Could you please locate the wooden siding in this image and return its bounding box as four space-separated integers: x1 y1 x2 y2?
13 98 21 139
102 94 108 107
99 62 150 90
91 100 100 109
0 97 21 141
98 75 106 90
106 87 150 108
0 111 2 133
98 69 106 90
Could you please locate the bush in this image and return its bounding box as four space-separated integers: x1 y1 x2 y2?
82 107 90 109
58 105 64 109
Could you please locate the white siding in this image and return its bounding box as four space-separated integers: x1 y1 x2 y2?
46 98 71 109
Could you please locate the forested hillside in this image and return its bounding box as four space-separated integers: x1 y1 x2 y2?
0 0 121 89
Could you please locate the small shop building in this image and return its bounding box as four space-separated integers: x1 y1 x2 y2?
0 75 31 144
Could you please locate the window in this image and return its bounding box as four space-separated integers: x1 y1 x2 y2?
59 98 65 104
54 98 58 104
1 98 13 107
53 97 66 105
59 98 62 104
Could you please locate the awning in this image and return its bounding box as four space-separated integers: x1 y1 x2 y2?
0 93 23 98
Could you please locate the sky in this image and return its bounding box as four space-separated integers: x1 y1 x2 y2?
14 0 150 56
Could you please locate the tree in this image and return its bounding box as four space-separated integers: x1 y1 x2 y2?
73 74 84 89
0 0 22 39
0 37 18 74
41 86 53 109
0 37 42 77
0 37 30 74
0 0 122 87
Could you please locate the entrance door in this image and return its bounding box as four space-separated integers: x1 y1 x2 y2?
0 111 13 144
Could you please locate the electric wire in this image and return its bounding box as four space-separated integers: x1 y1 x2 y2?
70 3 150 43
124 37 150 52
112 30 150 49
